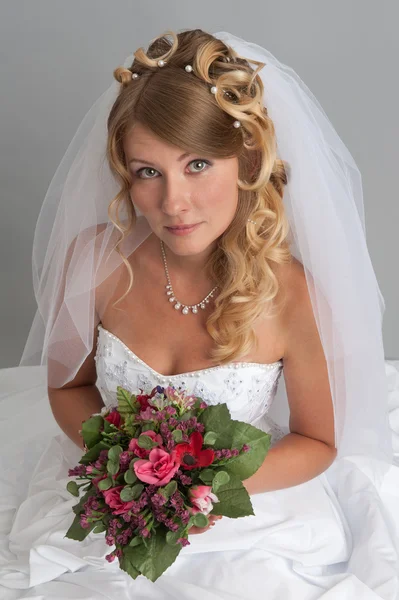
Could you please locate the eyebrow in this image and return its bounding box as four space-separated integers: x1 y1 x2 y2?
128 152 191 167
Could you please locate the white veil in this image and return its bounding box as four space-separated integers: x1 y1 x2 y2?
18 31 393 498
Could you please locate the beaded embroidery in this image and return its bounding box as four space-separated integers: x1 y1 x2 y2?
94 324 286 445
97 324 283 379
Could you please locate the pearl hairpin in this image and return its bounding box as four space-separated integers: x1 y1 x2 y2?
130 60 242 128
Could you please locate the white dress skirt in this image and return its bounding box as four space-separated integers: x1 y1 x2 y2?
0 324 398 600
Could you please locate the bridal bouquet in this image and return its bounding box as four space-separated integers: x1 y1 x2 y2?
65 384 271 582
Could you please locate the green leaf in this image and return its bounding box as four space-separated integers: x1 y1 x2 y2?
212 470 230 492
98 477 113 491
80 415 104 448
198 404 233 448
120 486 134 502
79 440 110 465
172 429 183 443
64 513 96 541
120 483 144 503
180 409 196 422
141 423 155 432
66 480 79 497
163 480 177 497
208 471 254 518
131 483 144 500
224 422 271 480
166 529 182 545
103 418 118 434
129 536 143 547
81 482 92 492
203 431 217 445
108 445 123 463
106 460 120 475
120 527 182 582
188 515 197 529
92 522 107 534
193 513 209 528
124 469 137 485
117 387 140 416
198 468 215 485
119 552 141 580
137 434 158 450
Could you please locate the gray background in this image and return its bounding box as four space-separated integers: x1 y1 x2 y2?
1 0 398 368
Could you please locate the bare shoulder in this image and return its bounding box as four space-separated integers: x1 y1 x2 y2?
273 254 307 295
271 256 314 358
272 255 308 315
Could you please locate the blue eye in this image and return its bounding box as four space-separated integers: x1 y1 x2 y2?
135 159 211 179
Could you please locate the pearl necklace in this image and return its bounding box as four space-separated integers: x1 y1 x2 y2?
160 239 219 315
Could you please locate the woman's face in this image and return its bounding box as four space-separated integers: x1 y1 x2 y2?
123 123 239 260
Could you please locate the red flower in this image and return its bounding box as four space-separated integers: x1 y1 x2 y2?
104 410 122 428
135 387 158 411
174 432 215 471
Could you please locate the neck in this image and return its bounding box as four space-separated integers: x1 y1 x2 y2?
160 238 218 279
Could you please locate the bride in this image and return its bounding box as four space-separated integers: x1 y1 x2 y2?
0 28 398 600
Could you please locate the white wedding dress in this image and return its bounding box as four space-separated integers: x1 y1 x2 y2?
1 323 399 599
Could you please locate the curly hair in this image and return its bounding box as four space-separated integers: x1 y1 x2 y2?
105 28 293 366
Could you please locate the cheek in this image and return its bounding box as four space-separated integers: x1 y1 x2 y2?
207 175 238 210
128 183 152 211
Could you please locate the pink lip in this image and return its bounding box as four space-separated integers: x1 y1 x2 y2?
166 224 200 230
166 223 201 235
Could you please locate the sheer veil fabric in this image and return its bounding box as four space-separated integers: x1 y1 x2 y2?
17 30 393 504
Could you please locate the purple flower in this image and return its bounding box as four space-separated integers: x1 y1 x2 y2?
79 514 90 529
105 553 116 562
139 407 156 421
68 464 87 477
141 528 151 538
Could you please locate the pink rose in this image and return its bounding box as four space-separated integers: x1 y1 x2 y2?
102 485 135 515
188 485 219 515
128 430 163 458
134 448 180 486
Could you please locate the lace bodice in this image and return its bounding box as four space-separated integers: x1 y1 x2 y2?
94 324 288 445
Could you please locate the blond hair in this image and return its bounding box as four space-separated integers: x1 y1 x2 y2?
106 28 293 365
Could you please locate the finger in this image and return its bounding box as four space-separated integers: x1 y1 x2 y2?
188 524 213 535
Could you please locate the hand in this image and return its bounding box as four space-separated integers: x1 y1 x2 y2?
188 514 223 535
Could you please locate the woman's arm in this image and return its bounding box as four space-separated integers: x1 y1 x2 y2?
47 325 104 450
48 384 105 451
243 259 337 495
243 433 336 495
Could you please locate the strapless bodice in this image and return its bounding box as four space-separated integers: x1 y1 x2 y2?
94 324 287 445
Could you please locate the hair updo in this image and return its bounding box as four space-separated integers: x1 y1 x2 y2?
106 28 292 366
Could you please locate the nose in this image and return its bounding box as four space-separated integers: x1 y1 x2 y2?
161 174 192 216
